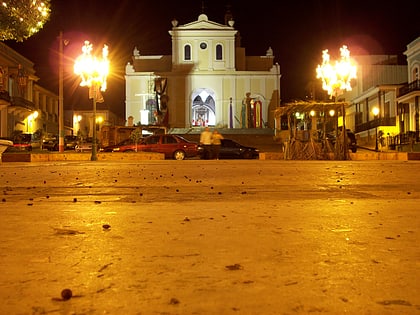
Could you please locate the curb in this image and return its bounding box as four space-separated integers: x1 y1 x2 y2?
1 152 165 162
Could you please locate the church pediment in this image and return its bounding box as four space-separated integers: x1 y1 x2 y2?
176 14 233 31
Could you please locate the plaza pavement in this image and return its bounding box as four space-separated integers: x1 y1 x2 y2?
0 160 419 315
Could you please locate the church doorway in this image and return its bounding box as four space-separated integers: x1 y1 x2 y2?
191 89 215 126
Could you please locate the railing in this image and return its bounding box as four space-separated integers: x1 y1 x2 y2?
395 131 417 144
0 90 10 103
398 79 420 97
10 96 36 110
355 116 396 133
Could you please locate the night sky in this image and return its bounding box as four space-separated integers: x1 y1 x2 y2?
5 0 420 119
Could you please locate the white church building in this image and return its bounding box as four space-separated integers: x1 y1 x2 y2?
125 13 281 130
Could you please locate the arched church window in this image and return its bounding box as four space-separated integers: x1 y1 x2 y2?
184 44 191 61
216 44 223 60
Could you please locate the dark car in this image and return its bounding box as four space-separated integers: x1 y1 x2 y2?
9 133 42 151
346 131 358 153
42 135 80 151
111 134 199 160
64 135 79 150
199 138 259 159
42 135 59 151
327 129 357 153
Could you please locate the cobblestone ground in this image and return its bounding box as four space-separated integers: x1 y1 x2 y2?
0 160 419 315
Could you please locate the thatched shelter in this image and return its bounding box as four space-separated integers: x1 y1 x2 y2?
274 100 351 160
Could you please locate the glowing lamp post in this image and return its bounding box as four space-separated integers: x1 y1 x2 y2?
74 41 109 161
316 45 357 159
316 45 357 99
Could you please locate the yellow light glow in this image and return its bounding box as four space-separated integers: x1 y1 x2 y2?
28 111 38 120
74 41 109 92
73 115 82 123
316 45 357 98
372 107 379 116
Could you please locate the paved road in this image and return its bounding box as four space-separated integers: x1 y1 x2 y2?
0 160 419 315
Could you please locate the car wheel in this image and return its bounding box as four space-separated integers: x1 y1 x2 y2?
242 151 252 159
173 150 186 160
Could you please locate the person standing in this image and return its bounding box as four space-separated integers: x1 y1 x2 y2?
212 129 224 160
200 127 213 159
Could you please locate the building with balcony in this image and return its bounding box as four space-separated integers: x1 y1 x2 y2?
0 42 59 140
347 37 420 151
345 54 407 146
396 37 420 148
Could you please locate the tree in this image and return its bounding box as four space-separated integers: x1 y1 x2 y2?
130 129 143 152
0 0 51 42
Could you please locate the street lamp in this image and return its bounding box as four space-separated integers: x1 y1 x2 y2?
316 45 357 159
58 31 69 152
316 45 357 100
74 41 109 161
372 107 380 151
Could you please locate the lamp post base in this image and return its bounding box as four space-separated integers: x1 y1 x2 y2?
91 139 98 161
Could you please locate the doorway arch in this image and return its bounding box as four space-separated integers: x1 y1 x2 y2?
191 88 216 126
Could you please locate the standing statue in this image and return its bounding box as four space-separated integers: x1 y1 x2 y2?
242 92 252 128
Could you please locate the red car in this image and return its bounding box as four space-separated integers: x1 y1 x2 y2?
111 134 199 160
100 138 135 152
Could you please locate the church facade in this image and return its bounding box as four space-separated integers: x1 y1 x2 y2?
125 13 281 130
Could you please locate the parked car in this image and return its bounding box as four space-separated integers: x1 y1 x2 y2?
9 133 42 151
64 135 79 150
111 134 199 160
75 137 97 152
42 135 59 151
199 138 260 159
75 142 92 152
100 138 135 152
327 129 357 153
0 138 13 155
42 135 80 151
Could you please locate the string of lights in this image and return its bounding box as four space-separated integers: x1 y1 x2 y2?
0 0 50 41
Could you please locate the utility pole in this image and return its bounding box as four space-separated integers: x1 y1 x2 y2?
58 31 64 152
